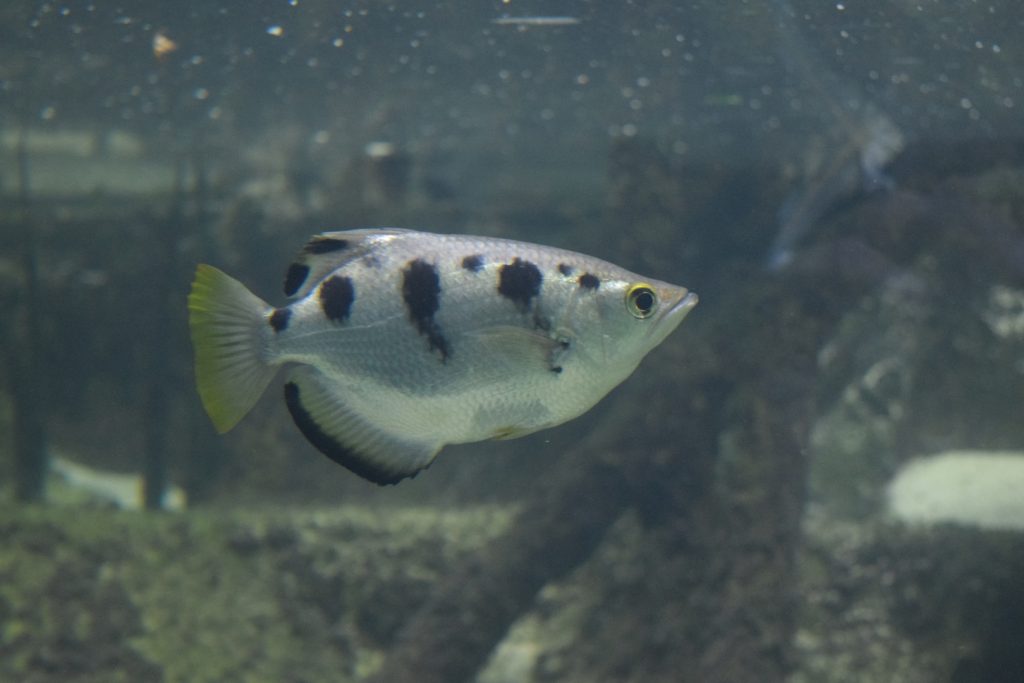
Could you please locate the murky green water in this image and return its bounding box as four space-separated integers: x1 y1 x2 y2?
2 2 1023 681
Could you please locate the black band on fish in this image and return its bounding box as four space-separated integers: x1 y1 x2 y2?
462 254 484 272
304 237 350 254
284 382 408 486
269 308 291 332
402 259 452 361
578 272 600 290
498 258 542 312
284 263 310 296
320 275 355 323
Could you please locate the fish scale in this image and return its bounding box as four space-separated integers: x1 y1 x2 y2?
188 228 698 485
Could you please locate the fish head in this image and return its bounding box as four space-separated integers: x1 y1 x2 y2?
574 275 697 369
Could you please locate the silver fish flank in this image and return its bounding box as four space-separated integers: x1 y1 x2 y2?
188 228 697 484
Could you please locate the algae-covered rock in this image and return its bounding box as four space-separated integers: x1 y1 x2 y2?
792 508 1024 683
0 504 511 683
887 451 1024 531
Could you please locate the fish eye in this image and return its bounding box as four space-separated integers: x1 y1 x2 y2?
625 283 658 319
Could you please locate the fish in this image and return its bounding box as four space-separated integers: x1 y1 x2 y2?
187 228 697 485
765 104 904 270
765 0 904 270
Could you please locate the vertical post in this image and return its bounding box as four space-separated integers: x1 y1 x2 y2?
11 127 48 502
141 158 187 510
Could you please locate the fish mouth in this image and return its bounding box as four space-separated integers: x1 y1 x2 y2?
645 288 698 345
671 290 699 315
661 290 698 324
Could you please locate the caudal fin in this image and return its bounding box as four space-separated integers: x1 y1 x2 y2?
187 264 277 433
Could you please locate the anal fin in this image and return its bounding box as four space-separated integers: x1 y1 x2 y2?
283 368 440 485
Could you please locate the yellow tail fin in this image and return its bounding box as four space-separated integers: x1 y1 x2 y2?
187 264 277 433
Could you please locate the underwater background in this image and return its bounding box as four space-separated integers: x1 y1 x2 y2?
2 1 1024 681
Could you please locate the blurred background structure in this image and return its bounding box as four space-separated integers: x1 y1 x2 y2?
1 1 1023 681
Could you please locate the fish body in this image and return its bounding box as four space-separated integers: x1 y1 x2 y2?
766 0 904 270
765 104 903 271
188 229 697 484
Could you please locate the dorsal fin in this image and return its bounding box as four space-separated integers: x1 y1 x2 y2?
282 228 413 298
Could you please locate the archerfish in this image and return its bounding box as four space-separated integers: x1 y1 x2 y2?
187 229 698 485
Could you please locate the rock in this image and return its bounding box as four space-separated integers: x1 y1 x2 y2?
887 451 1024 531
0 504 511 683
793 507 1024 682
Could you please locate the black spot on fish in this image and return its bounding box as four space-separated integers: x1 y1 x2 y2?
305 237 349 254
498 258 543 312
284 263 310 296
284 382 406 486
558 263 574 276
320 275 355 323
551 365 563 374
402 259 451 361
578 272 600 290
269 308 291 332
462 254 484 273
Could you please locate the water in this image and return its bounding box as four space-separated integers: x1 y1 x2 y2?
2 1 1023 681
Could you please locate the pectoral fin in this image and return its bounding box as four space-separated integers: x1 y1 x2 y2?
468 325 568 372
